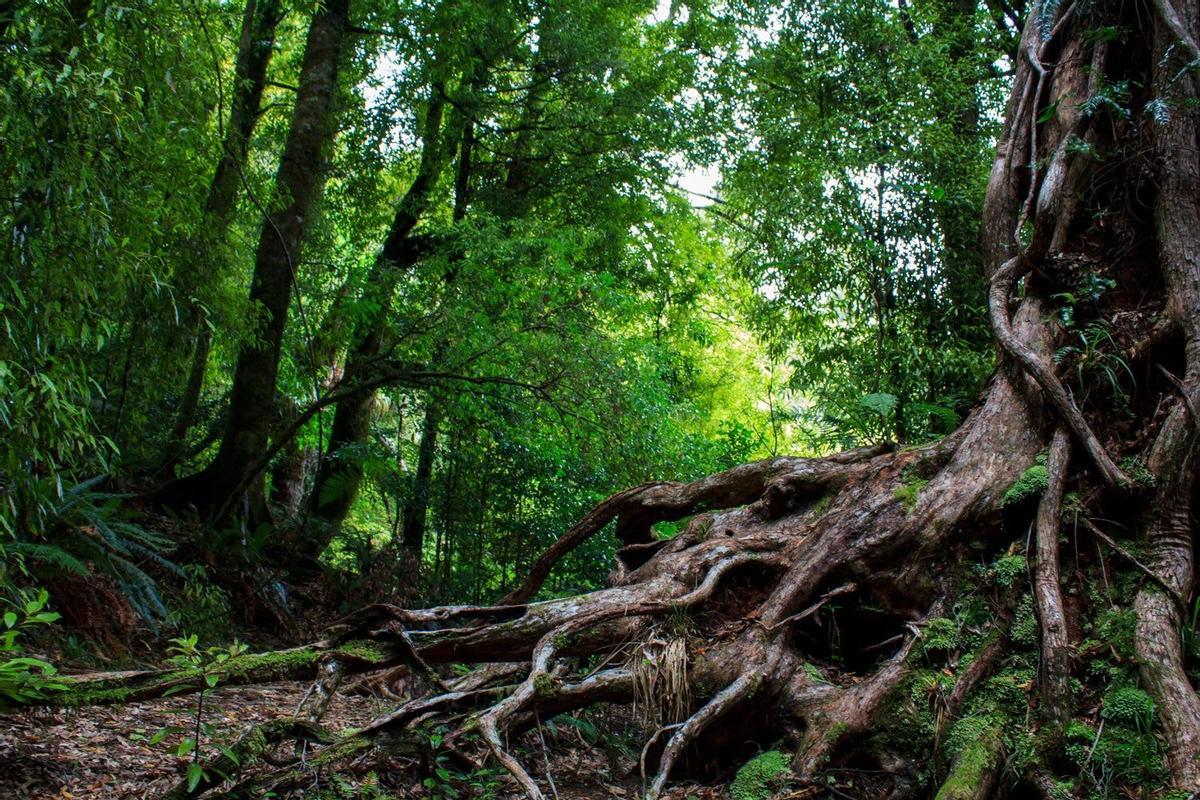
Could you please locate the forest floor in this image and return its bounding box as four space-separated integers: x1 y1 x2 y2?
0 678 744 800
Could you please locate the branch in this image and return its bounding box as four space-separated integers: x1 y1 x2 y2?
1032 427 1071 745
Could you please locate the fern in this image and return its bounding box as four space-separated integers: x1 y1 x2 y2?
14 477 178 626
10 542 88 576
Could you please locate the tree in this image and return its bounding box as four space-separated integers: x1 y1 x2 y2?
718 0 1007 445
174 0 351 519
161 0 285 472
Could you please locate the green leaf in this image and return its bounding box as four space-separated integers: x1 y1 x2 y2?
3 613 15 629
859 393 898 418
177 737 196 757
186 762 203 792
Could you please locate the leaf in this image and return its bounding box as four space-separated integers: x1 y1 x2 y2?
859 393 898 418
2 613 15 629
1036 101 1059 124
186 762 204 792
177 736 197 757
217 745 241 766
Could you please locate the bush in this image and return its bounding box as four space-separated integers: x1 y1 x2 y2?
0 589 65 709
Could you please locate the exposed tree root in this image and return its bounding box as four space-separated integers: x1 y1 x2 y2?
1032 427 1071 747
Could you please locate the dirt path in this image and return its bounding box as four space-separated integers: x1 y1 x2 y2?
0 683 735 799
0 683 383 799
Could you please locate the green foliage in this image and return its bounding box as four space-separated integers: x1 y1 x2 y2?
919 616 960 655
1010 595 1040 648
1001 466 1050 507
1094 607 1138 659
990 554 1029 588
730 750 791 800
9 477 177 625
802 662 829 684
147 634 249 793
0 589 65 710
1053 323 1135 406
1065 717 1166 792
716 0 1001 448
940 717 1003 800
169 566 233 643
1101 687 1155 732
420 724 502 799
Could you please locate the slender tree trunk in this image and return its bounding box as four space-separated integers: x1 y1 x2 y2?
177 0 349 518
401 400 442 556
162 0 284 471
307 85 460 534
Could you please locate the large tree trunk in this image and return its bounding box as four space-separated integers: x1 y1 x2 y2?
88 2 1199 798
172 0 349 519
161 0 284 472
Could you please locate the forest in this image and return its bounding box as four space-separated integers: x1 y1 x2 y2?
1 0 1199 797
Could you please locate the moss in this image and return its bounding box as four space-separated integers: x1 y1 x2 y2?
533 672 556 698
918 616 959 655
808 494 834 518
1009 595 1038 647
991 554 1028 588
1119 455 1156 488
1065 715 1165 787
223 646 323 681
825 721 849 745
893 476 929 512
1001 465 1049 507
1101 686 1155 729
1094 606 1138 658
936 723 1002 800
730 750 791 800
801 662 828 684
944 714 1001 761
332 640 392 663
58 646 326 706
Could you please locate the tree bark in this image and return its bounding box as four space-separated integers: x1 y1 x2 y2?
176 0 349 519
162 0 284 472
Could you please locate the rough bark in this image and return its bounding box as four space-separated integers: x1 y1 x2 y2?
1033 426 1070 748
172 0 349 518
1132 2 1200 786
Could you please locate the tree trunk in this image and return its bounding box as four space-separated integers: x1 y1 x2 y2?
401 399 441 557
161 0 284 472
175 0 349 519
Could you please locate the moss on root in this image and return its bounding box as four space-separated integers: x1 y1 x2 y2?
936 722 1003 800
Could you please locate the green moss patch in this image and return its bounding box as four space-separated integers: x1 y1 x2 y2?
730 750 791 800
